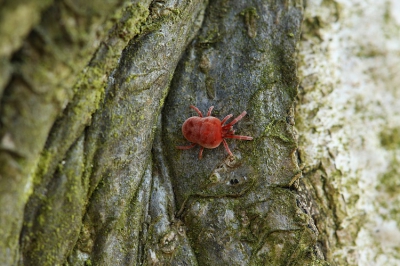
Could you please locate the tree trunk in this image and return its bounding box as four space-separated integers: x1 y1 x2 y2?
296 0 400 265
0 0 398 265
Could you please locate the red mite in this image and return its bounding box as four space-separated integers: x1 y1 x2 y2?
176 105 253 159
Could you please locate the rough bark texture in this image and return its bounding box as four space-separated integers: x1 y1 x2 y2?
3 0 398 265
297 0 400 265
161 0 322 264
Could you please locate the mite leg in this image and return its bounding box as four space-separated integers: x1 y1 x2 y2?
176 143 196 149
221 114 233 125
222 139 234 157
224 135 253 140
198 146 204 159
223 111 247 128
207 106 214 116
190 105 203 117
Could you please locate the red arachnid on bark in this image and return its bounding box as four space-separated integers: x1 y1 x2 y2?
176 105 253 159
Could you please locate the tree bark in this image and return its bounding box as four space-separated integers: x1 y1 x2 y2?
1 0 398 265
297 0 400 265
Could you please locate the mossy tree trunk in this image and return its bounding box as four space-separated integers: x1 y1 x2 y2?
4 0 398 265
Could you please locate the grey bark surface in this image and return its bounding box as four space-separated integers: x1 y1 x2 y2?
0 0 327 265
162 0 321 265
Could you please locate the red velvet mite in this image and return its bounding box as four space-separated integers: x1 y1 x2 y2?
176 105 253 159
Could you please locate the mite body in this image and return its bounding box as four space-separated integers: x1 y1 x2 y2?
176 105 253 159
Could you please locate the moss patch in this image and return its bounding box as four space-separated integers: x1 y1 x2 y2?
380 127 400 150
